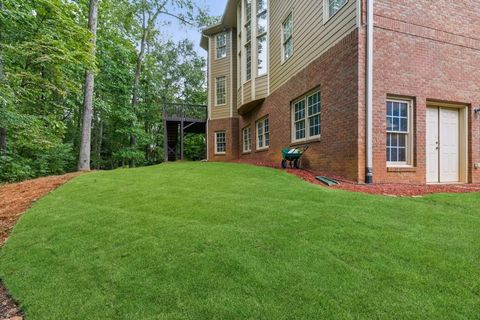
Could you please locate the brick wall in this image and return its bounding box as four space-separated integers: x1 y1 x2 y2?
207 117 240 161
237 30 360 181
368 0 480 184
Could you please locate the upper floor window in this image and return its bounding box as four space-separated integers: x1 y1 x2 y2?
282 14 293 62
215 76 226 106
257 117 270 150
245 44 252 81
256 0 268 76
326 0 347 20
216 33 227 59
386 99 412 166
244 0 252 81
292 91 321 142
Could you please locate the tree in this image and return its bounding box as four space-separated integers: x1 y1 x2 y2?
0 0 7 154
78 0 99 171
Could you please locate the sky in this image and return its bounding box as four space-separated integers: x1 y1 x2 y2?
162 0 227 58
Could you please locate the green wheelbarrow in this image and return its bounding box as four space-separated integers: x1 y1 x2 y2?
281 145 309 169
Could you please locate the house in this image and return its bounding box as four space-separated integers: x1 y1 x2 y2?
200 0 480 185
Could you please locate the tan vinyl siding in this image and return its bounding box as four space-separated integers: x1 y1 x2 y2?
255 75 268 97
243 80 252 105
269 0 357 92
210 31 232 119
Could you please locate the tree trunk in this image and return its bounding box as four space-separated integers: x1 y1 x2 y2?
0 0 7 155
78 0 99 171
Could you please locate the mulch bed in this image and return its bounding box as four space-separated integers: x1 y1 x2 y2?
0 172 81 320
235 160 480 197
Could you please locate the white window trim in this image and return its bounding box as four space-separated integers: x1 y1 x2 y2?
215 131 226 155
386 98 414 168
256 0 268 77
215 76 227 106
256 117 270 150
291 90 321 143
242 126 252 153
323 0 348 24
215 32 227 60
281 13 293 64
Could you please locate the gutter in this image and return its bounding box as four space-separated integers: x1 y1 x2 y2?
365 0 374 184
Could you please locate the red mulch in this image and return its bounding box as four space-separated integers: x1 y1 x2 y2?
0 282 22 320
235 160 480 197
0 173 80 320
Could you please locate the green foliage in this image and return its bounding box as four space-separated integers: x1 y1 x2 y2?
0 0 210 182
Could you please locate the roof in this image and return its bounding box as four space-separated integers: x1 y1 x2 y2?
200 0 237 50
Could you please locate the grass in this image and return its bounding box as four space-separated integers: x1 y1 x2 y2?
1 162 479 319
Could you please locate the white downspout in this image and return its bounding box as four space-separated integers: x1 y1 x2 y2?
365 0 374 184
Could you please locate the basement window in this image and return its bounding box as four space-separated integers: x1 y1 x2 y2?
256 117 269 150
215 131 226 154
243 127 252 152
291 90 321 142
386 99 413 166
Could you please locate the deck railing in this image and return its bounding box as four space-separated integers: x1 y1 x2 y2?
163 103 207 121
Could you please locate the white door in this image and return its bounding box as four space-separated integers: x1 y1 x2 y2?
439 108 460 183
426 108 439 183
426 107 460 183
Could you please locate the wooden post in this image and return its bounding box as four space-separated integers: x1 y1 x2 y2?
163 107 168 162
180 120 184 161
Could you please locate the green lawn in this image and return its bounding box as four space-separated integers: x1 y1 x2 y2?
1 162 480 319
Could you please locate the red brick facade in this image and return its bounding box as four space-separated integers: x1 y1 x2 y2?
208 1 480 185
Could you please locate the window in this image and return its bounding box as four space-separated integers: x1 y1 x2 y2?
256 0 268 76
244 0 252 81
245 44 252 81
215 76 226 106
282 14 293 62
216 32 227 59
326 0 347 20
243 127 252 152
215 132 226 154
257 117 270 150
292 91 321 142
386 99 412 166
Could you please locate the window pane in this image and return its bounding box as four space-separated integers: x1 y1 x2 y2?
329 0 347 17
284 40 292 60
257 35 267 76
400 103 408 117
245 22 252 42
386 116 393 131
398 148 406 162
257 11 267 35
245 0 251 20
309 114 320 137
257 0 267 13
308 92 320 115
245 44 252 80
295 120 305 140
400 118 408 132
294 100 305 121
387 101 393 116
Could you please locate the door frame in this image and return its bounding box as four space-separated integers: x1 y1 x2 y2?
426 101 469 184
